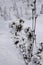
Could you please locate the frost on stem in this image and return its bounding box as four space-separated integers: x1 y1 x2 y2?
32 57 42 65
36 42 43 55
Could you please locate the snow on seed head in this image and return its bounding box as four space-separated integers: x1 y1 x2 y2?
19 19 24 23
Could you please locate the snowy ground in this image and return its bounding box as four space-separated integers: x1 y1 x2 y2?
0 14 43 65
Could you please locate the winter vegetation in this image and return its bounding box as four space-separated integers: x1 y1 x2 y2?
9 18 43 65
0 0 43 65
